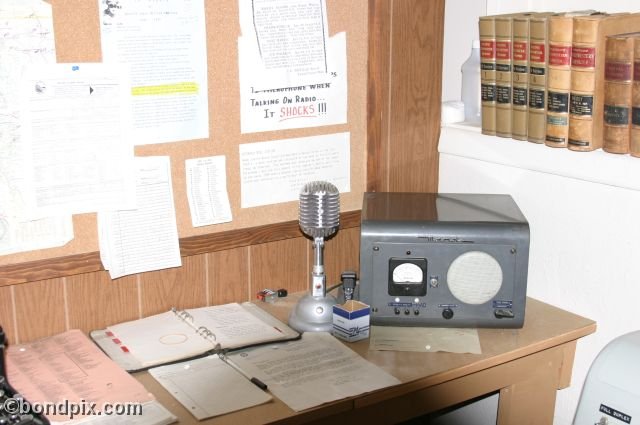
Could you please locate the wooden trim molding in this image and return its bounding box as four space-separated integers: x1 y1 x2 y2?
0 210 361 286
367 0 391 192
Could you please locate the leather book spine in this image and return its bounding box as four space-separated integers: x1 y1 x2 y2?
480 16 497 136
632 35 640 157
495 15 514 138
546 15 573 147
569 13 640 151
568 15 604 151
603 34 634 154
512 15 531 140
527 15 549 143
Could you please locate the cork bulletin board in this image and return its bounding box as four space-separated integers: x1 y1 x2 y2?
0 0 368 269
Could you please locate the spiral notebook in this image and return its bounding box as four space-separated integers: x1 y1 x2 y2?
91 302 299 371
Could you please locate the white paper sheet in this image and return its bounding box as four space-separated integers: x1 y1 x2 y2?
149 355 272 420
98 0 209 145
20 63 136 217
239 132 350 208
98 156 181 279
230 332 401 412
185 156 232 227
0 0 74 255
238 0 347 133
369 326 482 354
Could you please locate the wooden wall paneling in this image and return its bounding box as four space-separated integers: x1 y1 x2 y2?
0 286 16 344
386 0 444 193
13 279 66 343
367 0 392 192
140 254 207 317
322 227 361 288
0 211 361 287
250 238 308 297
66 271 139 332
208 247 251 305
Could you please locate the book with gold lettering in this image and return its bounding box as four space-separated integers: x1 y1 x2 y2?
631 35 640 157
479 15 497 136
495 14 516 138
527 13 554 143
569 13 640 151
511 14 533 140
546 13 584 147
603 33 637 154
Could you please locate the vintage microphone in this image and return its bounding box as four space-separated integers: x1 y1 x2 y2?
288 181 340 332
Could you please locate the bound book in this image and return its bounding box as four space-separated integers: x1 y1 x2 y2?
479 15 497 136
527 13 553 143
495 14 516 138
603 33 638 154
91 302 300 371
569 13 640 151
512 14 533 140
632 36 640 157
545 12 589 147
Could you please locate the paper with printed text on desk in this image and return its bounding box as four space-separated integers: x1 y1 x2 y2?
6 329 175 425
229 332 402 411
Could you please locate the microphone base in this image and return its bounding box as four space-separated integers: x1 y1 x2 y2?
288 293 337 333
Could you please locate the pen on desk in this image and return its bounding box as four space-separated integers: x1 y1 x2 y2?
216 348 268 391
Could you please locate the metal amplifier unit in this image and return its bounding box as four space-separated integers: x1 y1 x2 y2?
359 192 530 328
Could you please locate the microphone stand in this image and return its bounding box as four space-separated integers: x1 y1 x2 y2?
311 237 326 297
289 235 337 333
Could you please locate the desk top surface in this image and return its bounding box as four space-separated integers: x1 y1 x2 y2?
135 295 596 425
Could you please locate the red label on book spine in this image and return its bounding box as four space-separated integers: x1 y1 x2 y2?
605 62 632 81
481 40 496 59
529 43 545 63
513 41 528 61
549 45 571 66
571 46 596 68
635 61 640 81
496 41 512 60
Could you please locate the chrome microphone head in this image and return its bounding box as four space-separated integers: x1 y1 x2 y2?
299 181 340 239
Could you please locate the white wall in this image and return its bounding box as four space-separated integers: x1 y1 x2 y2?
439 129 640 424
440 1 640 424
441 0 486 103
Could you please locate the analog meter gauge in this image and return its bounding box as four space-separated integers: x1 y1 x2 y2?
388 258 427 296
393 262 423 283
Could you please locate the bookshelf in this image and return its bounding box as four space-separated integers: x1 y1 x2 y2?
440 124 640 191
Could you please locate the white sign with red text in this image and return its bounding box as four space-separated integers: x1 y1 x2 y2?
238 0 347 133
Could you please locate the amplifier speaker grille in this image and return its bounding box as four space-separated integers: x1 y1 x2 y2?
447 251 503 305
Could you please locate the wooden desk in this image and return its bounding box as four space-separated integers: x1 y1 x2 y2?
136 296 596 425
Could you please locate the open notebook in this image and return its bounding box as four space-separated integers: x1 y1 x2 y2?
91 302 299 371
